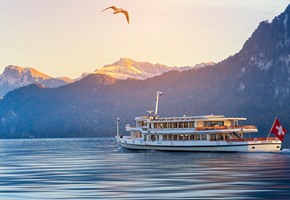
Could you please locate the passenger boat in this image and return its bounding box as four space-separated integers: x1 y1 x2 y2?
115 91 285 152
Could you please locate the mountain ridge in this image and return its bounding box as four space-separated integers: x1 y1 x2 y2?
0 65 73 97
1 59 215 97
94 57 215 80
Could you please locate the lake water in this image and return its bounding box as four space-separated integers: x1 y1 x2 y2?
0 138 290 200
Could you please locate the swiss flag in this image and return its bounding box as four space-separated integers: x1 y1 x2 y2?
270 118 287 141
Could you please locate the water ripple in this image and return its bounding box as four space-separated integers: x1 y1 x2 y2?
0 138 290 199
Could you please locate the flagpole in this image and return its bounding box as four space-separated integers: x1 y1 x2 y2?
267 117 277 141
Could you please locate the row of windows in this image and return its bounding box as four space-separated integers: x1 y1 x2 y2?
163 134 207 141
147 134 231 141
153 122 195 129
138 121 227 129
138 122 195 128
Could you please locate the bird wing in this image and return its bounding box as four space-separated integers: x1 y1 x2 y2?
121 10 130 24
101 6 117 13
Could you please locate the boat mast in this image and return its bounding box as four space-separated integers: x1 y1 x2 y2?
154 90 163 116
116 118 120 137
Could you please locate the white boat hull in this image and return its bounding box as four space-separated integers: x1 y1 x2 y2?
116 136 282 152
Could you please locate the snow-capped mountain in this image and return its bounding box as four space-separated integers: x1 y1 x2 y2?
0 65 73 97
94 58 172 80
0 59 215 97
94 58 215 80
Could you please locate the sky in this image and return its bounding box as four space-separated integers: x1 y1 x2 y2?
0 0 289 79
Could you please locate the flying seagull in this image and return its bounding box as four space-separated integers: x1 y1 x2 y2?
101 6 130 24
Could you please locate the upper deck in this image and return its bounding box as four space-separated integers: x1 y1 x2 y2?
128 114 257 134
135 115 246 123
126 91 257 134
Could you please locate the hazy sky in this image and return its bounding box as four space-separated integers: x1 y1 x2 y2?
0 0 289 78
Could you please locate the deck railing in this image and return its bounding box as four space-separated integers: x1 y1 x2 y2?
230 125 257 129
195 125 257 131
128 125 257 132
226 137 279 142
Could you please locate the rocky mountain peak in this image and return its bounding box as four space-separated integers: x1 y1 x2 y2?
0 65 72 97
238 4 290 72
3 65 23 73
95 58 172 80
2 65 52 80
110 58 134 67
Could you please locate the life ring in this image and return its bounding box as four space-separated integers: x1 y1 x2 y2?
275 137 279 142
254 138 258 143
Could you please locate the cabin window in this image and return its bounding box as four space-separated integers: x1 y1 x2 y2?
219 134 225 141
138 121 147 127
173 135 178 140
189 122 194 128
201 134 207 140
210 134 217 141
203 121 224 127
163 123 167 128
157 135 161 140
168 134 173 140
138 132 142 138
234 120 238 126
179 122 184 128
173 123 177 128
196 134 200 140
164 135 168 140
131 131 142 138
184 134 189 140
184 122 188 128
151 135 158 141
190 135 194 140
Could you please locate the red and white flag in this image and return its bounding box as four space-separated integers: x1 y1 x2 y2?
270 118 287 141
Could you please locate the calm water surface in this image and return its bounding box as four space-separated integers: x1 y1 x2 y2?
0 138 290 199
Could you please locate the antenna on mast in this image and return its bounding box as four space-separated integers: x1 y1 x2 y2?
154 90 163 117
